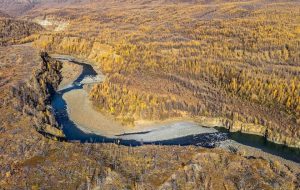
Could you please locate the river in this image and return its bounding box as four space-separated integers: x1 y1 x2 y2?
51 55 300 163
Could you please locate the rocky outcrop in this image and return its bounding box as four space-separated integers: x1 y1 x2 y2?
230 120 267 136
11 52 65 139
267 131 300 149
195 116 231 128
195 116 300 148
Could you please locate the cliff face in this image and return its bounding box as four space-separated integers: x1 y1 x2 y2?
195 116 300 148
11 52 65 139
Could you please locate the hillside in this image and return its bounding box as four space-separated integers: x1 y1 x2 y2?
0 18 43 45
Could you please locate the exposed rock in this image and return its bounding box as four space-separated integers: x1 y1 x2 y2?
267 131 300 149
195 116 230 128
195 116 300 148
230 120 267 136
11 52 65 139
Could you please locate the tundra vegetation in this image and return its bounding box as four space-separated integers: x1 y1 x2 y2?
0 0 300 189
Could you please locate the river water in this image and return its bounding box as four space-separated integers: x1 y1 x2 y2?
51 56 300 163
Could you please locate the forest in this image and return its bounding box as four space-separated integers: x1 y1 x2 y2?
29 0 300 146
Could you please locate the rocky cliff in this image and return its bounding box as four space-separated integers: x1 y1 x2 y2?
195 116 300 148
11 52 65 139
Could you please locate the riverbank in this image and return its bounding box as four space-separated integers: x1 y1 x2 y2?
63 88 125 137
194 116 300 149
219 140 300 173
63 88 219 140
58 60 82 90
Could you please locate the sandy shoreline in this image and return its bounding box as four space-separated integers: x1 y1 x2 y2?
63 88 218 139
63 89 127 137
58 60 82 90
